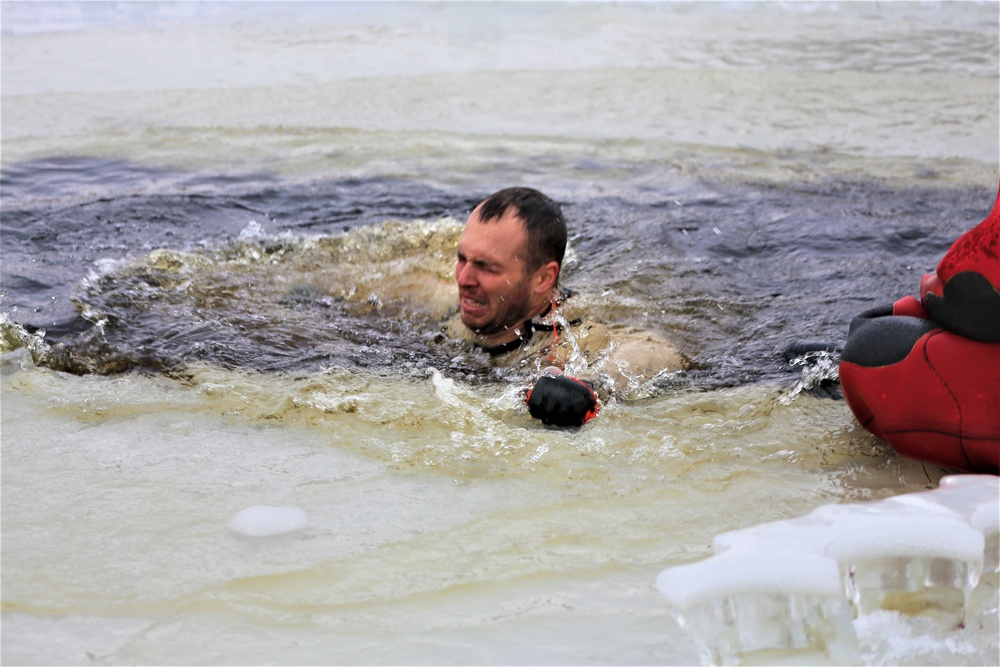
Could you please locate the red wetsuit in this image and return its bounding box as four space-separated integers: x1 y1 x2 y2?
839 185 1000 474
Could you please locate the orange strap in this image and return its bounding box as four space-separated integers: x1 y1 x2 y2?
548 299 559 364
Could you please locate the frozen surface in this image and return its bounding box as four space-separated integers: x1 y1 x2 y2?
657 475 999 665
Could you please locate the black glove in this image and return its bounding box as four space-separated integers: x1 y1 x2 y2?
525 374 599 427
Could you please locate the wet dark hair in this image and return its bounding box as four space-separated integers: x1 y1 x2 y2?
476 187 567 276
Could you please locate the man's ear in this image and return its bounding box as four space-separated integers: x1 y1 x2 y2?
534 261 560 295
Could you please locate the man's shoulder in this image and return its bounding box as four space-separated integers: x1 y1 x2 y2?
442 292 687 390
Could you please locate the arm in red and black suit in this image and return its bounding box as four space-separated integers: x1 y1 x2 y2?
838 184 1000 474
920 185 1000 343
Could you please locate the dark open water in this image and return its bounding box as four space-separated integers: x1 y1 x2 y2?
3 157 993 390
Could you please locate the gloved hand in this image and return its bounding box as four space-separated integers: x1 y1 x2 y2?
525 372 599 427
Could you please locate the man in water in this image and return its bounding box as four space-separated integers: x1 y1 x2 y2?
447 187 686 423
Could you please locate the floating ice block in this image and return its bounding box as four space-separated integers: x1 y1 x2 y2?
822 515 982 621
229 505 309 538
658 550 859 666
657 551 843 609
656 475 999 665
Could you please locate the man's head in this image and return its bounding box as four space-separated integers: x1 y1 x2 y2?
455 187 567 347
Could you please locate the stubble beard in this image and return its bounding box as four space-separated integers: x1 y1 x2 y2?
463 280 536 340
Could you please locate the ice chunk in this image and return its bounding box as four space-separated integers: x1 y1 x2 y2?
229 505 308 538
972 504 1000 583
656 475 999 665
657 551 843 609
823 515 982 622
657 550 858 665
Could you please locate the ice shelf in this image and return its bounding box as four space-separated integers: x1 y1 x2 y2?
656 475 999 666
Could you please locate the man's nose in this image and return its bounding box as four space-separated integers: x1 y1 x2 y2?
457 263 476 287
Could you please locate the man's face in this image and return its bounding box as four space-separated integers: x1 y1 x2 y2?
455 207 538 342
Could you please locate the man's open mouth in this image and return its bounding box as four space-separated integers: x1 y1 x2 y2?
460 295 489 314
